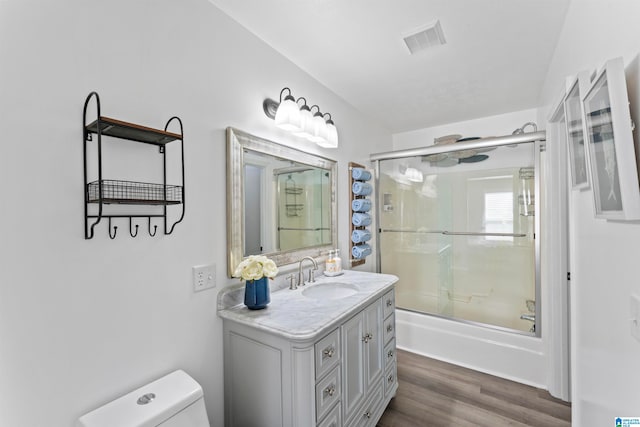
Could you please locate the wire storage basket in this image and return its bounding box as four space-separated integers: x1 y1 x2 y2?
87 180 183 205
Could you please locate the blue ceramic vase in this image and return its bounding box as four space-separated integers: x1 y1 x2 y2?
244 277 270 310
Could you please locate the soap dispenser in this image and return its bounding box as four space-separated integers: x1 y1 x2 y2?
325 250 336 274
333 249 343 274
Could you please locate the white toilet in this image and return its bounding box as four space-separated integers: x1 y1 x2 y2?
77 370 210 427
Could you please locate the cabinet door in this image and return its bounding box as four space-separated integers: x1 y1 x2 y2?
341 312 365 421
364 300 383 391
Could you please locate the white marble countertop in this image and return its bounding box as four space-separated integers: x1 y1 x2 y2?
217 270 398 341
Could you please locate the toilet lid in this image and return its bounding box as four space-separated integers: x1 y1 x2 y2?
77 370 204 427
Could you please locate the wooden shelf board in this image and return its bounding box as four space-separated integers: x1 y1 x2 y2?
85 116 182 146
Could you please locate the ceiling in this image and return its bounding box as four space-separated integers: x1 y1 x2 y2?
210 0 571 133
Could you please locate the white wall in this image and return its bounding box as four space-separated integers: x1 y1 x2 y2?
538 1 640 425
393 108 538 151
0 1 391 426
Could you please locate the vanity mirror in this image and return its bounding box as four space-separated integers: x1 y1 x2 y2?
226 127 337 277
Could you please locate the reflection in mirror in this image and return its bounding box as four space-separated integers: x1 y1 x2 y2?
274 166 332 252
242 151 332 256
227 128 337 277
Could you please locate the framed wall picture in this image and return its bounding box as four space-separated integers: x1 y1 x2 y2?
564 70 592 190
582 57 640 220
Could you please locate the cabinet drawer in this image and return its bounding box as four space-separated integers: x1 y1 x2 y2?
351 380 384 427
383 315 395 344
382 290 395 319
315 366 341 423
317 402 341 427
384 338 396 370
384 362 397 398
315 328 340 380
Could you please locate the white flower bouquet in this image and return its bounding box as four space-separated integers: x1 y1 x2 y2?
233 255 279 282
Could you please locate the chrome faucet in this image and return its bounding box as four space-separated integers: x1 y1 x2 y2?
297 256 318 288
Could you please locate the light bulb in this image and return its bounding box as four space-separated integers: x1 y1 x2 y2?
274 94 301 132
309 111 328 144
294 104 314 139
320 121 338 148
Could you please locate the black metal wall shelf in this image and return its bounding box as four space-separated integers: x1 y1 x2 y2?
83 92 185 239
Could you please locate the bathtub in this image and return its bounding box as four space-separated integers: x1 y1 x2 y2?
395 308 546 387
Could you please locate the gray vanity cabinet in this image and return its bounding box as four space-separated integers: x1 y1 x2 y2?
342 299 384 425
222 289 397 427
364 301 384 390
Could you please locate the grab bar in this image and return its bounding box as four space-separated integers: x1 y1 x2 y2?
380 229 527 238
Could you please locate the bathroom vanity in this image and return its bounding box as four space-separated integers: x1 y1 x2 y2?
218 270 398 427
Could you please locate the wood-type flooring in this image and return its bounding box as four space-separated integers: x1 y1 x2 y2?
377 350 571 427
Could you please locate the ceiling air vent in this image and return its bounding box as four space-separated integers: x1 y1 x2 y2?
403 20 446 55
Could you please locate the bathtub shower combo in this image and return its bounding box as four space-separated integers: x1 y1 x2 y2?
372 129 543 336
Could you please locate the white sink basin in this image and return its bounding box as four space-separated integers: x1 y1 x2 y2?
302 282 359 299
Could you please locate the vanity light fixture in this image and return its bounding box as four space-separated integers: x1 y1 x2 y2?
273 88 301 132
294 97 314 139
308 105 328 144
319 113 338 148
263 88 339 148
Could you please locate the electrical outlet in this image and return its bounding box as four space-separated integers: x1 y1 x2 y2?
193 264 216 292
631 294 640 343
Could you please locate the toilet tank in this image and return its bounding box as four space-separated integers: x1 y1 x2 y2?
77 370 210 427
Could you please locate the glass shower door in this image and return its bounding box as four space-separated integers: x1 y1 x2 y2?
378 143 537 333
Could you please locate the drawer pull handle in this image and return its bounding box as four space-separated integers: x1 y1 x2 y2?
324 384 336 397
387 349 394 358
362 333 373 343
386 299 393 307
386 324 393 333
388 374 394 383
364 411 372 419
322 346 335 359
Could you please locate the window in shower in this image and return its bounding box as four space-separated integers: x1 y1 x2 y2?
377 143 537 334
467 175 515 241
484 191 514 240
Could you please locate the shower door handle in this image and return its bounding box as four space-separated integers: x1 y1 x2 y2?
380 229 526 238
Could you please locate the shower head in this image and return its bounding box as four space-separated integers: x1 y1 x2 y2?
512 121 538 135
509 122 538 147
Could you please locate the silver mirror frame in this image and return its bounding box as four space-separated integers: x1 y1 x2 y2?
226 127 337 277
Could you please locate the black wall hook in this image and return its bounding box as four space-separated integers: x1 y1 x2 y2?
148 217 158 237
129 218 139 238
108 218 118 239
